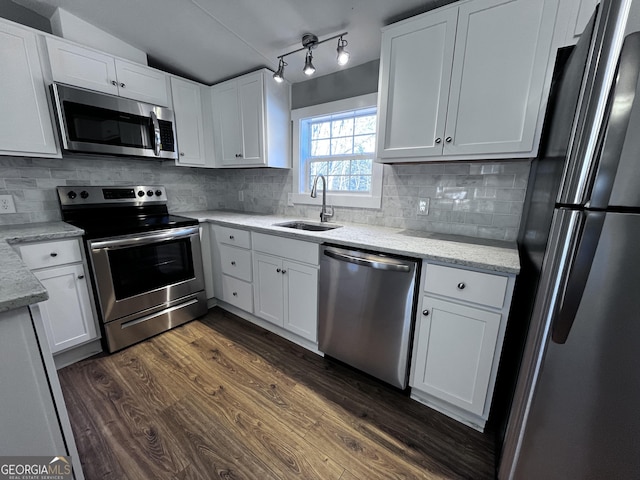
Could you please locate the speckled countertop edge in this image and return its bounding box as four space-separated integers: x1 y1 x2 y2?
0 222 84 313
183 210 521 274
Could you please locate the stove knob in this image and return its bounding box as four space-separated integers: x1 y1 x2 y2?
155 190 162 197
147 190 153 196
67 191 77 200
80 190 89 199
137 190 145 197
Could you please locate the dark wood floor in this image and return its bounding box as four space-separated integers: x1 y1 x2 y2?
58 308 495 480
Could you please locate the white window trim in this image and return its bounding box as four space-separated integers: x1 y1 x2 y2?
291 93 382 209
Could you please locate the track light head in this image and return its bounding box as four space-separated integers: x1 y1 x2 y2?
303 48 316 76
337 36 350 66
273 58 286 83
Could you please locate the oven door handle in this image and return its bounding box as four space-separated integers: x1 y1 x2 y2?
90 226 199 251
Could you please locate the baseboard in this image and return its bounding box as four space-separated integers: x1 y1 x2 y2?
410 389 487 432
54 339 104 369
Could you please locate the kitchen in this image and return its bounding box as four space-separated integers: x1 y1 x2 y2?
1 0 639 479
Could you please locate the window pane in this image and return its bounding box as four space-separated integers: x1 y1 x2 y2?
328 160 349 175
354 115 376 135
327 175 350 191
350 176 372 192
331 137 352 155
350 159 373 175
353 134 375 154
331 118 354 137
311 139 330 156
311 121 331 139
310 161 328 176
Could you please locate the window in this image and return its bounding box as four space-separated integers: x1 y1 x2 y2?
292 93 383 209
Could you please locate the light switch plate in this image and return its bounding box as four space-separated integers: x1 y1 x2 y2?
287 193 294 207
417 198 430 216
0 195 16 214
238 190 244 202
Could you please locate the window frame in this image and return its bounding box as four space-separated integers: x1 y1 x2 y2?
291 93 383 209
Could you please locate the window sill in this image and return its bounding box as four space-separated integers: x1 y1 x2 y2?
291 192 381 209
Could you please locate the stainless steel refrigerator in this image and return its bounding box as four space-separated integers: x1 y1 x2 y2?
498 0 640 478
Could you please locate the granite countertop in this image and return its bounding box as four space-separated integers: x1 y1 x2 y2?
183 210 521 274
0 222 84 313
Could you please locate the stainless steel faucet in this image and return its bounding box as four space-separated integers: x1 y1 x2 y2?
310 174 334 222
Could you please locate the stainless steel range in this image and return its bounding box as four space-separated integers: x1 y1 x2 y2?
57 185 207 352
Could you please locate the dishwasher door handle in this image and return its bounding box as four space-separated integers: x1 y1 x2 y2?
324 248 411 272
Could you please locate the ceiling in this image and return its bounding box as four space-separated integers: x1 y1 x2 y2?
11 0 455 85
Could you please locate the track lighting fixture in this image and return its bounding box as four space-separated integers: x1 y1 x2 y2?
336 35 349 66
273 31 349 82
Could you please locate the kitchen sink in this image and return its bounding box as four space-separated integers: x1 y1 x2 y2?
274 221 342 232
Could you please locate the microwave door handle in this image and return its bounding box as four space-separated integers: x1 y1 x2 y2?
150 111 161 156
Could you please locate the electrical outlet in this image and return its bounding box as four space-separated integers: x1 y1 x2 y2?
287 193 294 207
0 195 16 214
417 198 430 216
238 190 244 202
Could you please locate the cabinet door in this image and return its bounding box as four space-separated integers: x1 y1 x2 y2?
171 77 206 166
33 264 97 354
377 7 457 159
46 36 119 95
253 252 284 327
411 297 501 416
115 59 169 106
238 72 265 165
212 81 242 165
0 22 58 156
283 260 318 342
443 0 558 156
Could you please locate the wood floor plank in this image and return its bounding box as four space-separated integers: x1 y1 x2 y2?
59 309 495 480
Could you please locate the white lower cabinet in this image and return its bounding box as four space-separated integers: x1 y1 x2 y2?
253 252 318 342
18 238 99 355
410 261 515 431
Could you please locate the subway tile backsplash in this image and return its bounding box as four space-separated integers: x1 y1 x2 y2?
0 156 530 242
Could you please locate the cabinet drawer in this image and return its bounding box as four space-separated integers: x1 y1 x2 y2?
19 239 82 270
252 232 319 265
424 264 507 309
219 244 252 281
221 275 253 312
214 225 251 249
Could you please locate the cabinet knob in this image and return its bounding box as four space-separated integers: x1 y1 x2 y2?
229 235 235 240
78 274 85 280
281 269 287 274
232 292 238 297
231 261 236 266
120 82 126 88
276 268 281 273
110 80 117 86
457 282 466 290
422 309 429 316
446 136 453 143
180 152 185 156
50 252 58 257
435 137 442 144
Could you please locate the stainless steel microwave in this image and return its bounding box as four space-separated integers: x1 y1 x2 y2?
50 83 177 159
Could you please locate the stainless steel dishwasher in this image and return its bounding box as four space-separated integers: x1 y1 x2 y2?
318 245 419 389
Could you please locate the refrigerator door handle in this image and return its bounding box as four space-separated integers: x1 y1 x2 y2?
552 211 606 343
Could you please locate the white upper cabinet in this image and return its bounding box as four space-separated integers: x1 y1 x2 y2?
211 69 290 169
563 0 599 45
377 0 560 162
46 36 169 106
170 77 207 167
0 20 59 157
377 7 457 159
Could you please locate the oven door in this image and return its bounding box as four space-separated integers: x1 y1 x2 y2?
88 226 204 323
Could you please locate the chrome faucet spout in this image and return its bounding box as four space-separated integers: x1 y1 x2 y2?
310 174 334 222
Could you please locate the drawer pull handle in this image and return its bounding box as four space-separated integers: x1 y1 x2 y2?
281 269 287 274
231 261 236 266
50 252 58 257
457 282 466 290
78 275 85 280
229 235 235 240
232 292 238 297
422 309 429 316
276 268 281 273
